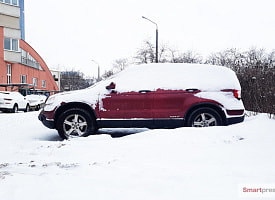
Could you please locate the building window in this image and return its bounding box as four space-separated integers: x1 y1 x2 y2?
7 64 11 84
4 38 19 51
33 78 37 86
42 80 46 88
12 0 17 5
4 38 10 50
12 39 18 51
1 0 18 6
21 75 26 84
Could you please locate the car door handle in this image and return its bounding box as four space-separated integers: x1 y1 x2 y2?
139 90 151 93
185 88 198 92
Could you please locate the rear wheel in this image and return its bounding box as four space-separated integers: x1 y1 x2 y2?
56 108 96 139
186 107 223 127
24 104 30 112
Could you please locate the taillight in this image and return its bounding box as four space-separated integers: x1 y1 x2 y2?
4 98 12 101
234 90 241 99
222 89 241 100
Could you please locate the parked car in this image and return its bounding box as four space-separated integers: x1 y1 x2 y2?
39 63 245 139
0 91 30 113
25 94 47 111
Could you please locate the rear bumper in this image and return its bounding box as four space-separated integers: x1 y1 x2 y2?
0 108 10 112
0 104 13 110
226 115 245 125
38 112 55 129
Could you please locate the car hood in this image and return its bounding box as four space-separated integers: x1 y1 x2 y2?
43 84 108 111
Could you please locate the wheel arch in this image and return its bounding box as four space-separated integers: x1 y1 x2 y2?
53 102 97 126
184 103 226 126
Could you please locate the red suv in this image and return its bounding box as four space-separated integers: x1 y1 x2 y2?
39 63 245 139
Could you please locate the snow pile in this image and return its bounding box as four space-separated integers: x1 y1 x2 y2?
0 111 275 200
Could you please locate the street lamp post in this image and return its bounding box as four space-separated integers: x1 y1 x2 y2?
91 60 100 81
142 16 158 63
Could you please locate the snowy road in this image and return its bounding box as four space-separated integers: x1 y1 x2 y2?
0 111 275 200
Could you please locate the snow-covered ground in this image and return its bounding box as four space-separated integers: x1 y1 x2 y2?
0 111 275 200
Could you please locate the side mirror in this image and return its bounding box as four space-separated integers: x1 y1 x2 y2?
106 82 116 90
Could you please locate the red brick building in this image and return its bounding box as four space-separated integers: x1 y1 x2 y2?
0 0 58 94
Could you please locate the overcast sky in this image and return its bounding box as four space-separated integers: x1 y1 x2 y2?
24 0 275 78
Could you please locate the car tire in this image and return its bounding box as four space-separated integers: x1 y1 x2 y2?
56 108 96 139
186 107 223 127
25 104 30 112
12 104 18 113
36 104 40 111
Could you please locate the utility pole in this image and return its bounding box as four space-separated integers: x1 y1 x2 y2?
142 16 158 63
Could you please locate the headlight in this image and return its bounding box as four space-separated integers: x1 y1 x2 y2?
45 96 55 105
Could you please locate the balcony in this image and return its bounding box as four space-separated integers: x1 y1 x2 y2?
0 2 20 18
4 50 21 63
21 57 43 71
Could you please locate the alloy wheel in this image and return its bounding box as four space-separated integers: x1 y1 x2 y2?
63 114 88 137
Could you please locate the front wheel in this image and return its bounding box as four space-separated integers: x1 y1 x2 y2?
186 107 223 127
56 108 96 139
12 104 18 113
35 104 41 111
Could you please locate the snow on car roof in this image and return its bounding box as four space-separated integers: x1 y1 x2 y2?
103 63 241 92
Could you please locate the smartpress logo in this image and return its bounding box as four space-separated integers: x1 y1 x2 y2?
239 184 275 198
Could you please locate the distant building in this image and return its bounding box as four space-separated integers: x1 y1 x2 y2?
50 69 61 90
0 0 59 94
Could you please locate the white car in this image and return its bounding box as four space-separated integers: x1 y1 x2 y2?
25 94 47 111
0 91 30 113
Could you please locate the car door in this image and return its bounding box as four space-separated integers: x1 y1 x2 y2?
99 90 154 119
153 89 190 119
15 93 27 109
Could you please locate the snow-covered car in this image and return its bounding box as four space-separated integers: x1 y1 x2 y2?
39 63 245 139
25 94 47 111
0 91 30 113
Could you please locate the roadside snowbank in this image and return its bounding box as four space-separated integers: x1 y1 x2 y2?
0 112 274 200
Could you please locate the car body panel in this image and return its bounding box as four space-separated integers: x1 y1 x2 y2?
25 94 47 110
99 90 154 119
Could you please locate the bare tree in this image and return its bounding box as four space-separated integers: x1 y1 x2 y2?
101 69 114 80
134 40 155 64
173 50 203 64
134 40 202 64
113 58 129 72
60 70 91 91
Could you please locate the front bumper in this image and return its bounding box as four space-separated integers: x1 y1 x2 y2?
38 112 55 129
